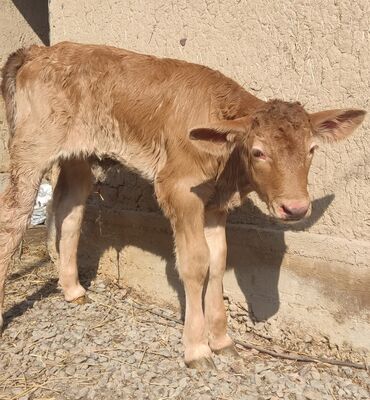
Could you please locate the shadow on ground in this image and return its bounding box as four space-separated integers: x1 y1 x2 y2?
73 163 334 322
3 227 58 329
4 162 334 327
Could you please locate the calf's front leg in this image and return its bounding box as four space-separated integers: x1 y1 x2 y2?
204 210 238 356
173 212 214 369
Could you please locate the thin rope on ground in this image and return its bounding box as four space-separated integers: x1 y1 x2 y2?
124 297 368 371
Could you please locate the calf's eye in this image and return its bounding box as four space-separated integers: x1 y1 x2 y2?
251 148 266 160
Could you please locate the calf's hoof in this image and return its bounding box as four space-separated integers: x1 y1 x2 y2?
70 295 89 305
62 283 87 303
186 356 216 371
213 344 240 358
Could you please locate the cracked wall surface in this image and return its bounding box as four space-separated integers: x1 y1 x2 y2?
1 1 369 245
47 0 370 244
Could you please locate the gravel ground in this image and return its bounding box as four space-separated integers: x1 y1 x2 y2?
0 228 369 400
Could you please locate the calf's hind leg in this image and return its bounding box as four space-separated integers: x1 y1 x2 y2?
0 158 45 328
52 159 92 302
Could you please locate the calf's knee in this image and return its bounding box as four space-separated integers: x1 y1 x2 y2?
178 242 210 283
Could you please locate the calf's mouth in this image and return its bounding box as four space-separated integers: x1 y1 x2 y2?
269 199 312 223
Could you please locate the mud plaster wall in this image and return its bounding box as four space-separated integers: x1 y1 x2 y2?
47 0 370 244
0 2 369 245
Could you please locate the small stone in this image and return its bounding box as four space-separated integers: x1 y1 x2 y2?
264 370 279 383
65 366 76 375
310 379 325 391
254 322 265 331
303 388 320 400
358 387 370 398
303 335 312 343
254 374 263 386
94 337 106 345
341 366 354 377
310 369 321 380
43 330 57 339
31 331 44 341
178 377 189 387
75 387 89 399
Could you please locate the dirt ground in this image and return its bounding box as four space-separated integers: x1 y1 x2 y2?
0 227 369 400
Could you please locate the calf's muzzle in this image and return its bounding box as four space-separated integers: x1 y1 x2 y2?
277 199 311 221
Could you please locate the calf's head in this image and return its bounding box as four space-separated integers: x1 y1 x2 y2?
190 100 366 222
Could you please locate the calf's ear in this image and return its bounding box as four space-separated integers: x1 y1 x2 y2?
310 109 366 142
189 116 250 156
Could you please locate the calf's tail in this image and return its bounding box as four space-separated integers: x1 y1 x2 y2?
1 47 28 142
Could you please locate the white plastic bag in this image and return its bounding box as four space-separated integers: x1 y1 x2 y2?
31 183 53 226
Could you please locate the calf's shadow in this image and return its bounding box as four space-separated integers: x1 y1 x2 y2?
76 161 334 322
4 160 334 327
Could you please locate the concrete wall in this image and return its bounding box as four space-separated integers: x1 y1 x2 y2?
1 1 369 351
49 0 370 242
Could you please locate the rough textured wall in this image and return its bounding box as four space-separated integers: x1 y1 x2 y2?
0 0 49 175
49 0 369 244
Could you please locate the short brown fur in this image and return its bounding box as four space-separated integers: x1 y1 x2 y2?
0 42 365 368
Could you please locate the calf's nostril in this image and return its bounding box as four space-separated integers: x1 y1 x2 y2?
281 202 309 218
282 204 294 216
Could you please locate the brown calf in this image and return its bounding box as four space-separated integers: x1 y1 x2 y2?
0 42 366 369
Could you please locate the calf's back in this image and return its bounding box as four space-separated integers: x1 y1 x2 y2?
12 42 261 182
